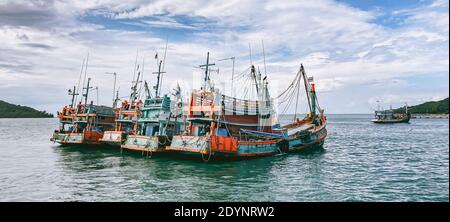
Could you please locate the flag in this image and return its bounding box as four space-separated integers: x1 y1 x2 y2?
308 76 314 82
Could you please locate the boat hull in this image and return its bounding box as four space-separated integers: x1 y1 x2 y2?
55 132 104 145
371 117 410 124
99 131 124 146
121 135 170 153
166 127 327 160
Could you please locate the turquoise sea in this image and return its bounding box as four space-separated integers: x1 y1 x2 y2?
0 114 448 201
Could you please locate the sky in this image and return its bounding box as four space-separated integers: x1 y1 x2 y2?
0 0 448 114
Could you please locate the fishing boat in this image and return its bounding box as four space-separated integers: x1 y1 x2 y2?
51 57 88 144
58 78 116 145
372 104 410 123
99 61 144 146
121 50 185 155
166 52 327 161
50 87 77 143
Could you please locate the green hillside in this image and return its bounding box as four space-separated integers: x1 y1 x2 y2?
0 100 54 118
394 97 449 114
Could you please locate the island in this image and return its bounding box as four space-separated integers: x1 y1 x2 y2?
394 97 449 119
0 100 54 118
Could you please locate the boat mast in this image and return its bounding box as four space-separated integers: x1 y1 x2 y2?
68 86 78 108
199 52 215 91
83 77 92 107
80 53 89 104
144 80 152 98
130 66 141 101
74 58 85 106
153 60 165 98
293 70 301 121
159 38 169 97
300 64 313 114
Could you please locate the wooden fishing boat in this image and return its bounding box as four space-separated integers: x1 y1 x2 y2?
166 52 327 161
60 101 115 145
51 105 76 143
99 99 142 146
372 104 410 123
57 77 116 145
121 95 184 154
121 49 185 154
51 66 84 143
100 62 143 146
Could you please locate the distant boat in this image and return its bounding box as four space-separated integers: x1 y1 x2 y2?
372 103 410 123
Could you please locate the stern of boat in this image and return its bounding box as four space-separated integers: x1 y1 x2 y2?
61 133 84 144
99 131 123 146
166 135 210 155
121 135 166 152
50 132 67 144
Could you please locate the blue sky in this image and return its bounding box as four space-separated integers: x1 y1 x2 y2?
0 0 448 114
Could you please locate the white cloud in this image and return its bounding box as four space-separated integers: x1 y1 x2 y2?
0 0 448 114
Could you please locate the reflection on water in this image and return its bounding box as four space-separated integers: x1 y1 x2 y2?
0 115 448 201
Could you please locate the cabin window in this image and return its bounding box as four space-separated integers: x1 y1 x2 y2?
152 126 159 136
195 125 210 136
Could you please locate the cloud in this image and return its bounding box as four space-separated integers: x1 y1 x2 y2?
0 0 448 114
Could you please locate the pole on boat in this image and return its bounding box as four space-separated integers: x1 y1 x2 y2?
153 60 165 98
75 58 85 105
81 53 90 104
199 52 215 91
105 72 117 107
217 56 235 97
159 37 169 97
144 80 152 99
300 64 312 114
83 77 92 107
68 86 78 108
132 49 139 88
